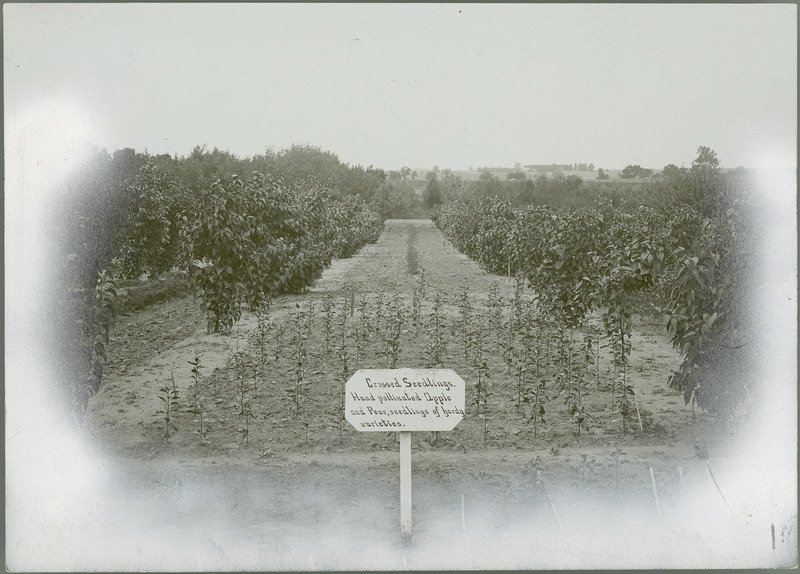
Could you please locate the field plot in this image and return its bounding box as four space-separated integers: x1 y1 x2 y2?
22 220 794 570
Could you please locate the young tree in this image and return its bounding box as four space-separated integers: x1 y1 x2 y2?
619 165 643 179
373 180 419 218
478 169 495 182
661 164 686 179
423 176 443 208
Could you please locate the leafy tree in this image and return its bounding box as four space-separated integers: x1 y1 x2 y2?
478 169 495 182
264 144 342 187
661 164 686 179
666 146 725 217
507 170 527 181
181 174 292 332
692 146 720 172
338 164 386 202
372 180 419 218
438 169 466 203
423 176 443 208
597 168 610 180
174 145 250 192
51 147 152 289
618 165 653 179
619 165 642 179
117 163 189 278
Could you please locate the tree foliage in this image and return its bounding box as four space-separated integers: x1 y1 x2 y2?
49 144 386 418
619 165 653 179
434 147 760 418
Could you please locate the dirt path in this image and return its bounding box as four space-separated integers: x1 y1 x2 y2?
11 220 795 570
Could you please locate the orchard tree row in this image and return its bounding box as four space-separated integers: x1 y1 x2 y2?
434 147 762 419
49 144 387 418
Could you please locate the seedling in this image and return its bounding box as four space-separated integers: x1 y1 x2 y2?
608 447 630 490
585 326 603 390
512 275 525 331
194 397 208 439
289 303 307 417
426 293 447 368
336 343 350 442
239 398 255 445
571 453 597 494
322 291 334 354
211 365 220 397
522 380 549 440
486 283 503 352
374 292 384 334
156 370 180 439
568 333 594 437
471 310 492 441
354 293 369 367
87 270 118 396
188 353 202 414
516 299 537 408
417 267 427 300
250 300 272 397
503 300 516 375
517 458 547 505
411 288 421 336
384 292 405 368
305 299 316 339
273 320 285 361
458 287 473 367
406 224 420 275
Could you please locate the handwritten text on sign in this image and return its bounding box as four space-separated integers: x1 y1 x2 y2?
345 368 465 432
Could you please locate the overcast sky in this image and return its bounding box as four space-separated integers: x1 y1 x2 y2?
4 3 797 172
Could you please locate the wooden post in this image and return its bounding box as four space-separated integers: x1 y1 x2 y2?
461 493 466 532
400 431 412 543
649 466 662 515
345 369 465 545
704 459 733 514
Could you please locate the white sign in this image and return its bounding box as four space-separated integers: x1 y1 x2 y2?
345 368 465 432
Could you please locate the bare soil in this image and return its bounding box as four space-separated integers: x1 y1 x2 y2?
13 220 795 570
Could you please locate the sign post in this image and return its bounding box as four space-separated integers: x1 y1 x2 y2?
345 368 465 543
399 431 412 538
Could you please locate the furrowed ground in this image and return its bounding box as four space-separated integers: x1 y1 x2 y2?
37 220 791 570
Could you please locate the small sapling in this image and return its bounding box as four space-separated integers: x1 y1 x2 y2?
523 380 549 440
156 370 181 439
426 293 447 368
458 286 473 367
188 353 202 414
571 453 598 495
322 291 334 354
608 447 630 491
